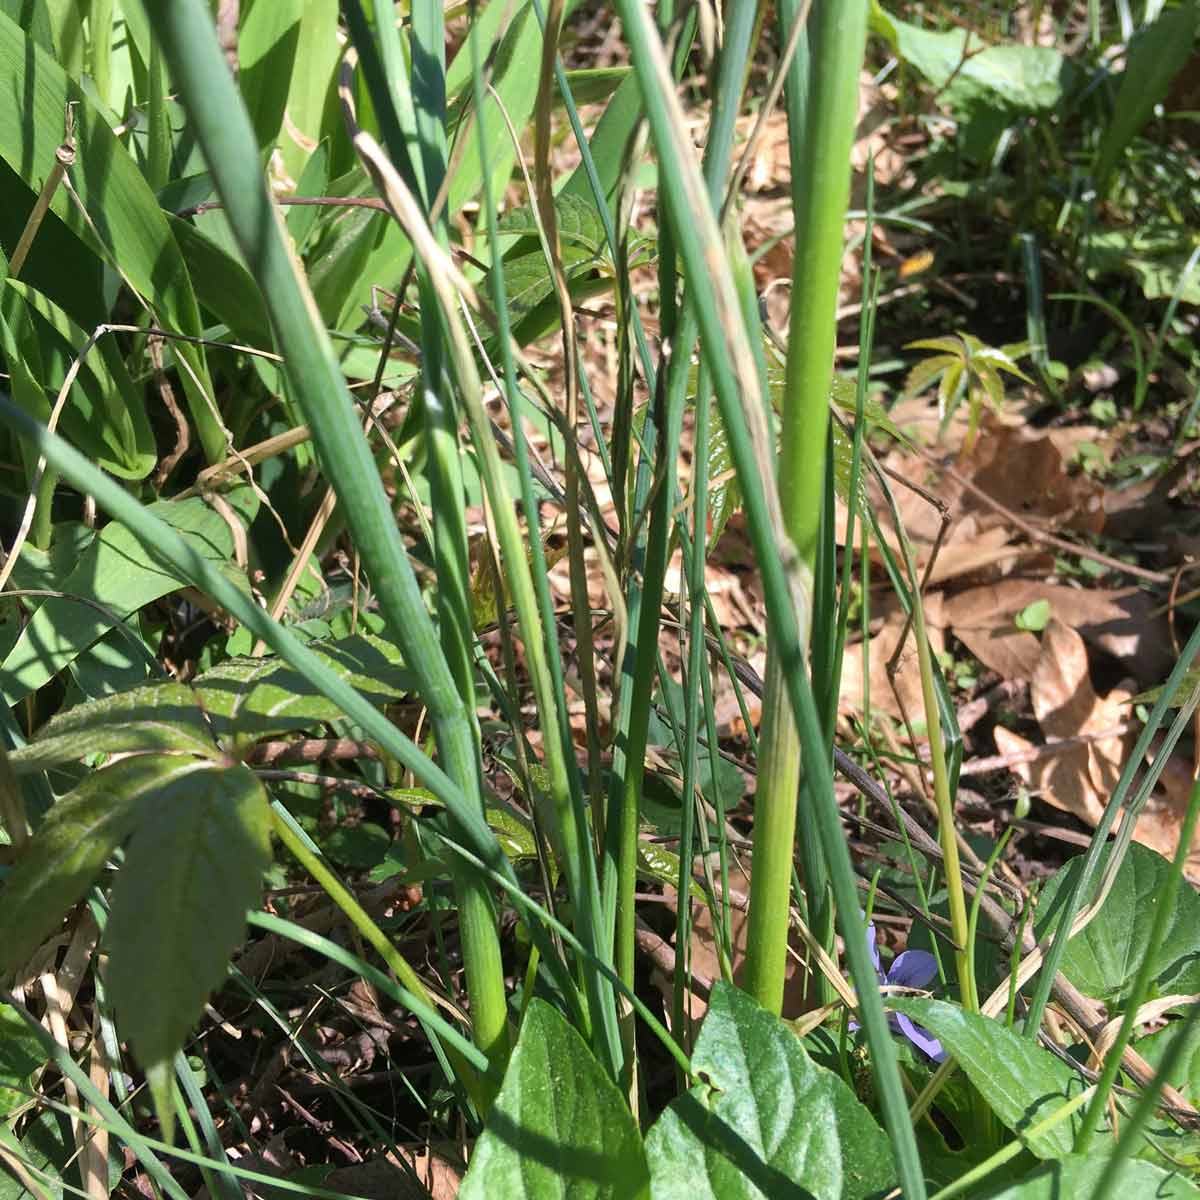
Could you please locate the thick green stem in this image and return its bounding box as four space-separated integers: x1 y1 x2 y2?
744 656 803 1009
745 0 865 1014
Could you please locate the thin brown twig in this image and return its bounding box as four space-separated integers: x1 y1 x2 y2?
960 723 1135 777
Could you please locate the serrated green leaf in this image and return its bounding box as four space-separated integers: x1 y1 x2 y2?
979 1154 1200 1199
830 378 911 448
490 242 601 321
887 998 1084 1158
487 803 537 861
907 337 962 354
831 419 872 514
9 682 219 773
105 763 271 1120
0 488 258 706
458 998 649 1199
977 348 1034 386
637 841 705 904
645 983 895 1199
0 755 199 974
704 402 742 549
495 192 607 258
1034 842 1200 1007
192 632 414 747
938 360 965 412
902 354 955 398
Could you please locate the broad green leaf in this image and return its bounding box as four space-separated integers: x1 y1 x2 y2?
1093 1 1200 188
0 285 53 487
0 9 222 461
307 194 413 331
9 682 219 773
277 0 340 183
0 488 258 706
558 72 643 216
979 1154 1200 1199
4 523 94 591
554 67 629 107
320 821 391 869
872 9 1070 116
1014 599 1051 633
1135 1016 1200 1106
0 1104 123 1200
888 999 1083 1158
0 755 198 974
7 279 155 480
193 632 414 747
170 216 274 349
489 241 602 321
458 998 649 1199
1129 1018 1200 1172
0 0 53 51
645 983 895 1199
238 0 303 151
0 1003 45 1117
104 763 271 1099
1088 224 1200 305
1034 842 1200 1007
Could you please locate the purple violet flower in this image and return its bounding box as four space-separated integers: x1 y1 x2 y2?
860 922 947 1063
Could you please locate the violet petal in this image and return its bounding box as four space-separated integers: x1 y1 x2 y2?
893 1012 947 1063
887 949 939 990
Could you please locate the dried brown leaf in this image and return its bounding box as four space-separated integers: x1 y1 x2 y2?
839 597 946 719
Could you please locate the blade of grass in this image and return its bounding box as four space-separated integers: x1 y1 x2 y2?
1024 621 1200 1036
610 0 925 1190
1075 775 1200 1150
605 0 762 1093
144 0 512 1079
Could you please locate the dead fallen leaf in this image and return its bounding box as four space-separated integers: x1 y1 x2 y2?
840 596 946 720
323 1149 463 1200
941 580 1171 684
965 426 1106 536
996 619 1156 845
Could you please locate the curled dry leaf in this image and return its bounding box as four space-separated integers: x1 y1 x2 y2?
994 618 1197 867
